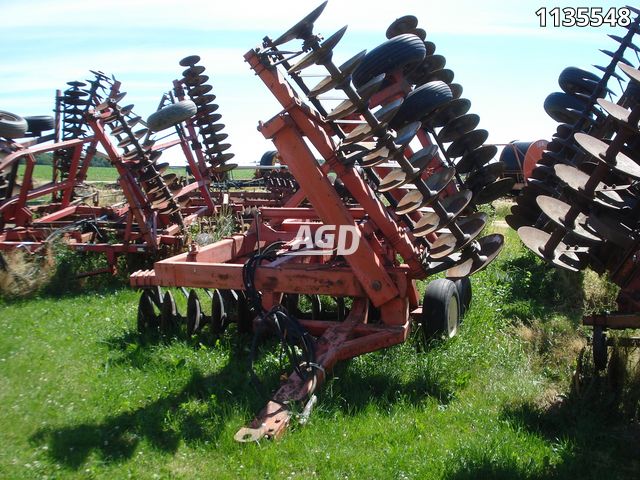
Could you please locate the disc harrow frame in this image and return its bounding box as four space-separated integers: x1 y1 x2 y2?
0 68 242 275
511 10 640 369
131 3 508 441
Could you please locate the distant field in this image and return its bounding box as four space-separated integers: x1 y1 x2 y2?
229 167 258 181
17 164 121 183
17 164 257 184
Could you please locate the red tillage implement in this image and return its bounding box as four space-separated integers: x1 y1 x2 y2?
0 66 244 274
509 9 640 370
132 3 508 441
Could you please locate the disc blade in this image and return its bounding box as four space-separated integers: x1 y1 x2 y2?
427 98 471 128
414 189 472 236
184 75 209 87
445 234 504 278
193 94 216 106
385 15 419 39
504 214 529 231
574 133 640 179
437 113 480 143
188 84 213 97
395 121 421 146
424 68 454 84
466 162 505 188
378 169 410 192
455 145 497 174
428 212 487 259
408 145 438 170
536 195 601 243
356 73 385 100
198 103 219 115
272 1 328 46
588 211 635 248
326 99 359 121
179 55 201 67
619 62 640 84
343 121 373 144
209 153 236 165
205 143 232 155
200 123 225 134
473 177 515 204
374 98 404 125
600 50 633 66
419 166 456 200
593 64 624 81
182 65 206 77
517 226 584 272
597 98 633 125
308 50 367 97
287 26 347 72
361 146 391 167
196 113 222 125
609 34 640 52
446 129 488 158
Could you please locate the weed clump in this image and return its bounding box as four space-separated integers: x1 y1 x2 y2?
0 249 54 298
582 269 619 316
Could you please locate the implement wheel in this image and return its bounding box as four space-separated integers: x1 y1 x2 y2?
352 34 426 88
593 326 608 371
454 277 472 317
25 115 55 133
390 80 452 128
0 110 28 139
422 279 460 342
543 92 591 124
147 100 197 132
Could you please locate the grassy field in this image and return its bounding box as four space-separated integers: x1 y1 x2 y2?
0 223 639 479
18 164 257 184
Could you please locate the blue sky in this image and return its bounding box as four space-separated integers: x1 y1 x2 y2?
0 0 635 165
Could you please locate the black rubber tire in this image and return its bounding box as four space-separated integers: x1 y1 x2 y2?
25 115 55 133
147 100 197 132
593 326 608 371
558 67 601 96
389 81 453 129
0 110 28 139
352 34 426 88
422 278 460 342
260 150 278 166
454 277 472 317
543 92 590 124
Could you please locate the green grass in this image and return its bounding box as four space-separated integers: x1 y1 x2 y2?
19 164 257 184
0 226 639 479
18 164 122 183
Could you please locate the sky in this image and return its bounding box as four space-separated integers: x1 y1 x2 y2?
0 0 636 165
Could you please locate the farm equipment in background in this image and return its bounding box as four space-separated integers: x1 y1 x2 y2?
131 2 512 441
0 62 259 275
507 8 640 370
499 140 548 192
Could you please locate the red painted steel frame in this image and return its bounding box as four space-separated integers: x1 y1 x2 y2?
0 96 221 273
130 48 443 439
